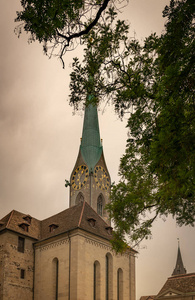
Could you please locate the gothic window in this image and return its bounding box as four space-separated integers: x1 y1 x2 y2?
75 192 84 205
93 261 100 300
117 268 123 300
53 258 59 300
97 195 103 216
18 236 25 253
106 253 113 300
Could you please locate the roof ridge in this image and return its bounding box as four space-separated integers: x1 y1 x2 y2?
78 201 86 227
169 272 195 279
41 205 79 222
6 210 14 228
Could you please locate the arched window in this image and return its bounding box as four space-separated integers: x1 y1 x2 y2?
94 260 100 300
52 258 59 300
97 195 103 216
106 253 113 300
117 268 123 300
75 192 84 205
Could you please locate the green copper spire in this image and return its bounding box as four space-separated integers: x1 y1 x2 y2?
80 103 102 173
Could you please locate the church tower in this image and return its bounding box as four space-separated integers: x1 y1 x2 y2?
172 240 187 275
69 104 111 224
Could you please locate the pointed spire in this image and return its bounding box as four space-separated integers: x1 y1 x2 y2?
80 103 102 173
80 75 103 172
172 239 187 276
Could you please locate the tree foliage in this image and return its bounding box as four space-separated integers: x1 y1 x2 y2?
15 0 126 67
15 0 195 249
69 7 129 107
69 0 195 249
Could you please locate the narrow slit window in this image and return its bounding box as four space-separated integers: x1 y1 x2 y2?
18 237 25 253
106 255 109 300
20 269 25 279
97 195 103 216
106 253 113 300
94 261 100 300
53 258 59 300
117 268 123 300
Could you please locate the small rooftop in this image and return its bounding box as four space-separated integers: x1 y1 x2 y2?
157 273 195 296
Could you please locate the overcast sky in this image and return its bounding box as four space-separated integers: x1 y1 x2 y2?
0 1 194 299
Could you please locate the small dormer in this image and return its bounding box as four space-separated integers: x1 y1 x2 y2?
105 226 113 235
87 217 96 228
49 224 59 233
23 215 32 224
19 223 30 232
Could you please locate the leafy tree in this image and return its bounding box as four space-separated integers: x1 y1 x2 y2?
70 0 195 249
15 0 126 67
15 0 195 249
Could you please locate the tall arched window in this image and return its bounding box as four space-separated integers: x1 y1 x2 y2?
52 258 59 300
75 192 84 205
94 260 100 300
97 195 103 216
117 268 123 300
106 253 113 300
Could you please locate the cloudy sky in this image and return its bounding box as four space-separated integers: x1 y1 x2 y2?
0 0 194 299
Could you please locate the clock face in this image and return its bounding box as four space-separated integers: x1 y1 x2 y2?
71 165 89 190
94 165 110 191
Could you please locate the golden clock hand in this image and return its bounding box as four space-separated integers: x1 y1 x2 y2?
100 174 104 182
77 172 81 182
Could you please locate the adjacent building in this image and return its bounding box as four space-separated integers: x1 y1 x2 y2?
140 243 195 300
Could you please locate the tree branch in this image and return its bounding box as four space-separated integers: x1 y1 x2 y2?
57 0 111 65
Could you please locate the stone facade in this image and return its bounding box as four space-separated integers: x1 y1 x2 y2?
0 203 136 300
0 230 35 300
34 229 135 300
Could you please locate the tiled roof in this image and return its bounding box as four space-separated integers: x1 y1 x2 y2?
40 201 113 241
0 210 41 240
157 273 195 296
140 295 156 300
0 202 115 243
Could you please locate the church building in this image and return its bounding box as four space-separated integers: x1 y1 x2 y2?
0 104 136 300
140 242 195 300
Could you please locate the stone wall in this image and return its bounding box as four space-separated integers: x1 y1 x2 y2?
34 229 136 300
0 230 35 300
34 233 70 300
